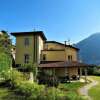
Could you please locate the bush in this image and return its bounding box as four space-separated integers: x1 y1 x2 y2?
0 70 11 81
87 67 94 75
44 87 70 100
0 69 73 100
87 66 100 76
0 69 26 88
15 81 45 99
29 87 70 100
93 70 100 76
46 76 59 87
38 70 59 87
14 81 69 100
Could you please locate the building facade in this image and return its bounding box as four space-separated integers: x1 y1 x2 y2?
11 31 89 79
11 31 46 66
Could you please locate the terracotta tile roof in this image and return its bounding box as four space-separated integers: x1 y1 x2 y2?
39 61 92 68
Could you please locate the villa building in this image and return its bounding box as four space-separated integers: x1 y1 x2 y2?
11 31 90 80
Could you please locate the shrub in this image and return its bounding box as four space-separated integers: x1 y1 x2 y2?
93 70 100 76
0 70 11 81
38 70 59 87
45 87 70 100
46 76 59 87
0 69 26 88
15 81 45 99
15 81 69 100
87 66 100 76
0 68 71 100
11 69 26 87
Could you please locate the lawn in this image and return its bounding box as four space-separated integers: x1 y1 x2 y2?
58 82 87 100
89 76 100 100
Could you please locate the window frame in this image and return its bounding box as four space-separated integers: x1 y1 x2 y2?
24 54 30 64
68 55 72 61
24 38 29 46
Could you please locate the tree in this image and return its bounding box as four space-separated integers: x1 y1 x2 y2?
0 30 12 72
0 30 12 55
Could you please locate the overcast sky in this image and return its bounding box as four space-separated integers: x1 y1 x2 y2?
0 0 100 44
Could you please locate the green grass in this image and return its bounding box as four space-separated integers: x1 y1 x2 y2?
59 82 84 91
89 76 100 100
58 82 87 100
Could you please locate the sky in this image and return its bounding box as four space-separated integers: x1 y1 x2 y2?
0 0 100 44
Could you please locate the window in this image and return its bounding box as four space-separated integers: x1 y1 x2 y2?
24 54 30 63
24 38 29 46
68 55 72 61
43 54 46 61
45 44 48 49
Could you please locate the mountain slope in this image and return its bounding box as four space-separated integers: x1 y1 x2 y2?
76 33 100 65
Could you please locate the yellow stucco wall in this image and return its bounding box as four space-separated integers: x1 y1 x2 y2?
55 68 66 77
65 47 78 61
55 68 78 77
41 51 65 61
15 35 34 64
45 43 64 50
41 43 79 77
42 43 78 61
38 36 44 63
15 35 45 65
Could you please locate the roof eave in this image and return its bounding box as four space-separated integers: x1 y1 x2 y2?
45 41 79 51
11 31 47 41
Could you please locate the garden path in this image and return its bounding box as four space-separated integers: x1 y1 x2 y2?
79 77 98 100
